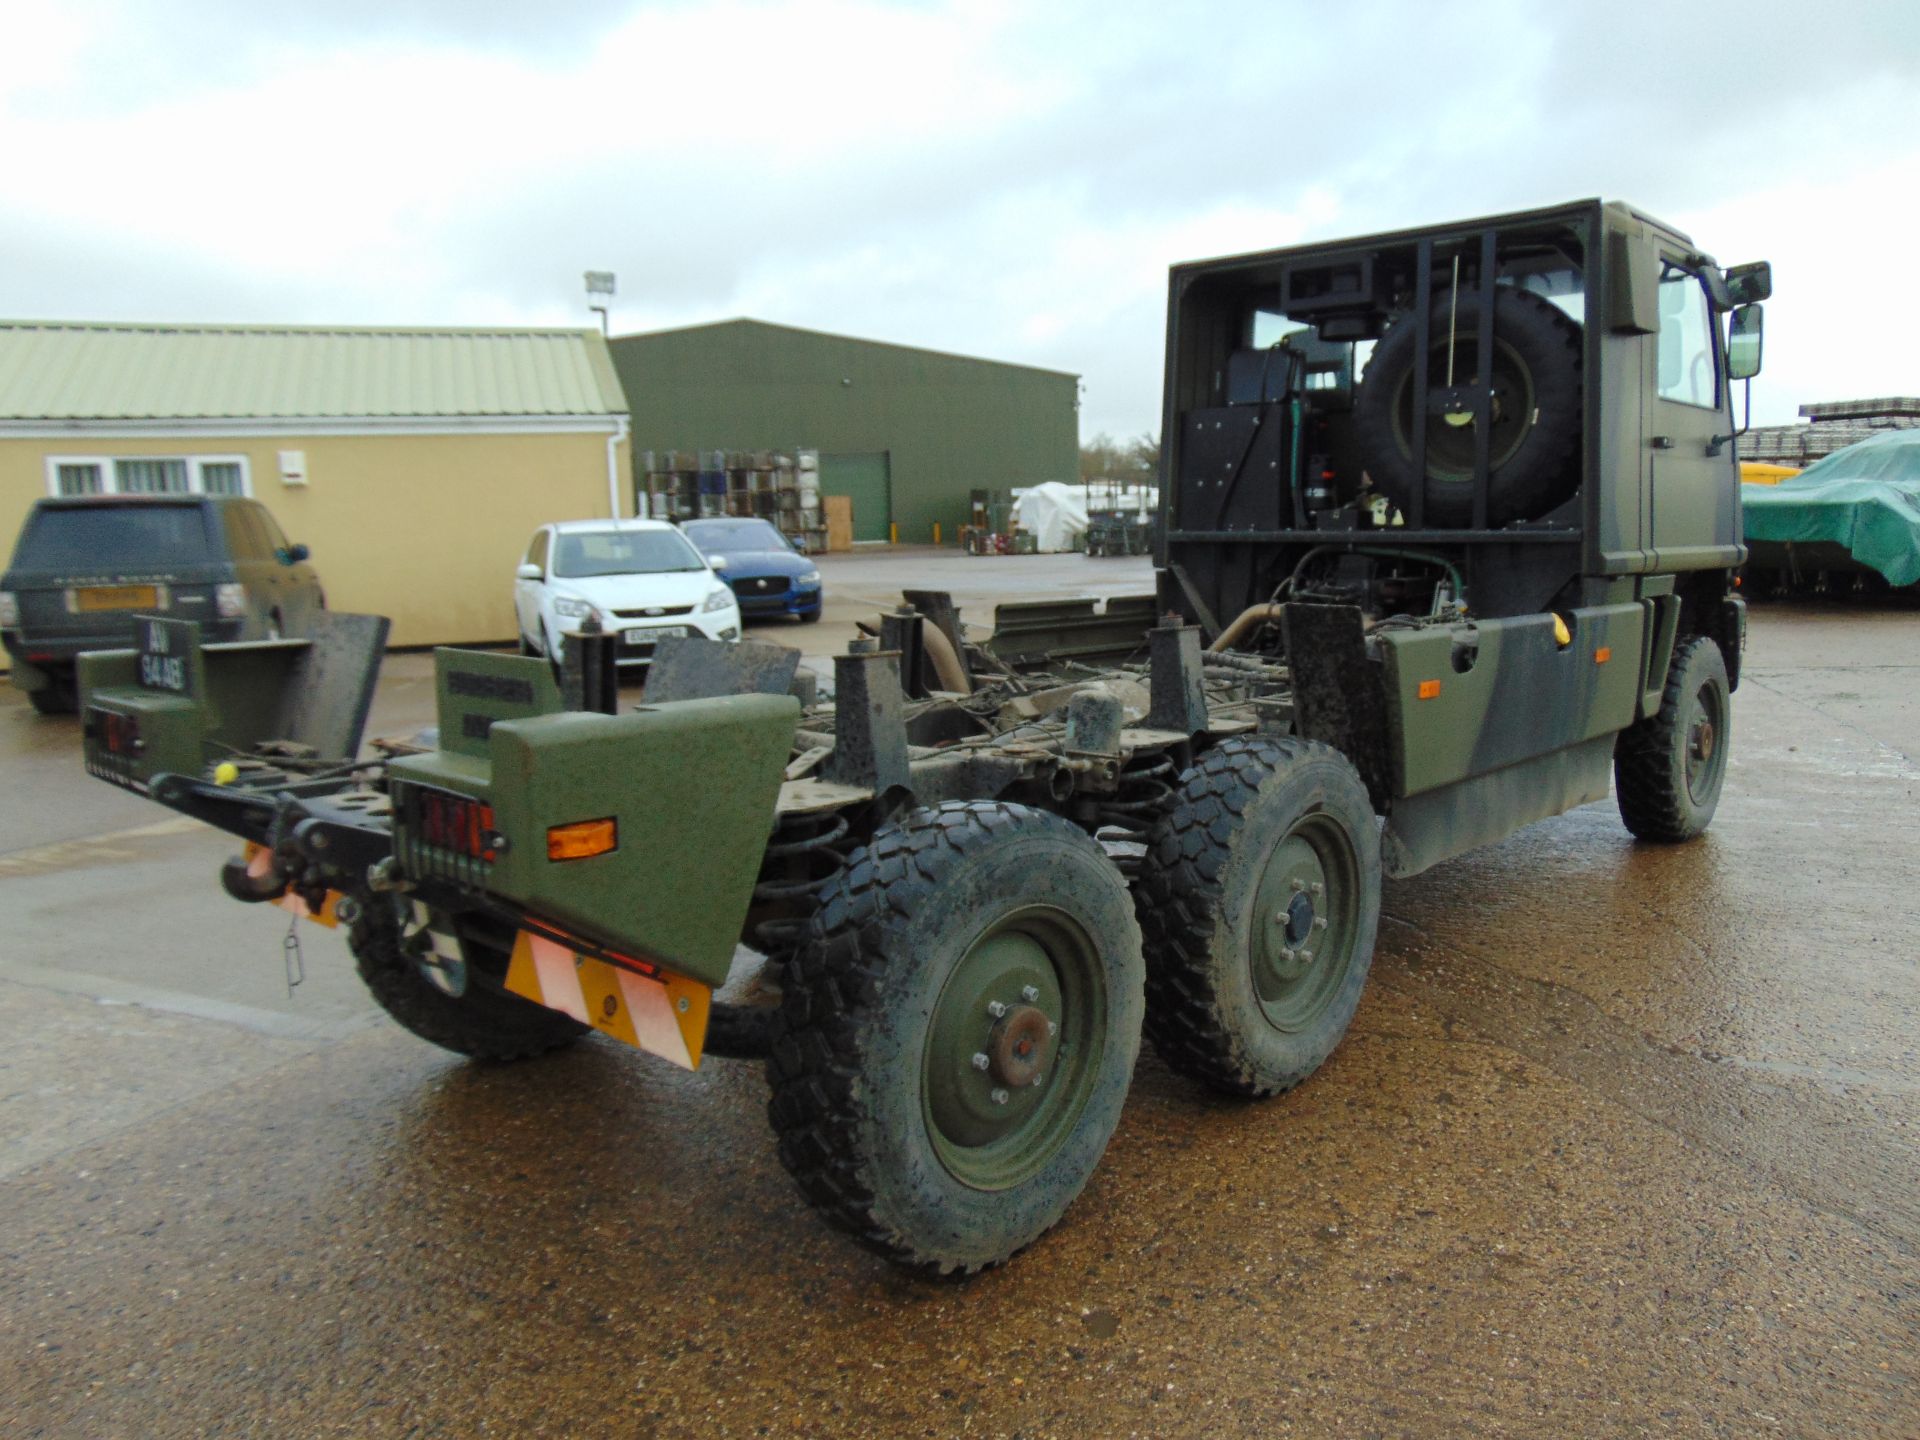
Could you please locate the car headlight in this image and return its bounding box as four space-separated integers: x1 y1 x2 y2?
215 583 247 619
0 590 17 627
797 570 821 587
702 587 735 614
553 596 599 620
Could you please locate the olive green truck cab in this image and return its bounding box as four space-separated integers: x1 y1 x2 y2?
78 200 1768 1274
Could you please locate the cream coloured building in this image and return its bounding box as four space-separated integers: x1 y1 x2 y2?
0 322 631 650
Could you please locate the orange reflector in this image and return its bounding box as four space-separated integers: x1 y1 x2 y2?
1594 647 1612 664
548 817 618 861
1417 679 1442 700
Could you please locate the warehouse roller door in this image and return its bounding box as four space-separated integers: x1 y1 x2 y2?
819 451 891 543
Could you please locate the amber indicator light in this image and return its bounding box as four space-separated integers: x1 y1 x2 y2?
548 817 618 862
1417 679 1442 700
1594 647 1613 664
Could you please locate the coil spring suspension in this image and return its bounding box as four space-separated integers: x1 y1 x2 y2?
1095 753 1176 836
751 811 851 953
1092 753 1178 879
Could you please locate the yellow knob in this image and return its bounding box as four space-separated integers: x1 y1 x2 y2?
213 761 240 786
1552 615 1571 648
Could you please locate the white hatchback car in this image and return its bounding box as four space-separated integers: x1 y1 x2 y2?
514 519 742 669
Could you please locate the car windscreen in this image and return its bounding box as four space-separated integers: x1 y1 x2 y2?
686 519 788 552
11 504 214 573
551 529 705 578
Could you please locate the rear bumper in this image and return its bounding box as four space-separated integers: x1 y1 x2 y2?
8 622 243 685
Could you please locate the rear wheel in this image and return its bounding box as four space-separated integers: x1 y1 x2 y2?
350 899 586 1061
1615 635 1731 842
27 672 77 716
768 801 1144 1274
1137 737 1381 1098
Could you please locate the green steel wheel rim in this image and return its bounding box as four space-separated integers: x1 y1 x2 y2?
1685 673 1730 806
922 904 1107 1192
1246 811 1363 1032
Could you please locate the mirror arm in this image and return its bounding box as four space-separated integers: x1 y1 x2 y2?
1707 377 1753 458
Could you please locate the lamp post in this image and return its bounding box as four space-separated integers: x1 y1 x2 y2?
584 271 616 336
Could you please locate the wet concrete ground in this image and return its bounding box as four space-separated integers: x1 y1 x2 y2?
1 556 1916 1438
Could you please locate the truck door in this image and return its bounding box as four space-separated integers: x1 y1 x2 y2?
1647 261 1736 568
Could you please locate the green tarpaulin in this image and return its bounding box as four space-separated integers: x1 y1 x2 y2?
1742 430 1920 587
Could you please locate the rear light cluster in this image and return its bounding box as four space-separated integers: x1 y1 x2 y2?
88 706 142 756
0 590 17 627
417 790 499 863
215 583 247 619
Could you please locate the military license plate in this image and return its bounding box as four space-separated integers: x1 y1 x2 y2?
76 584 160 612
626 625 688 645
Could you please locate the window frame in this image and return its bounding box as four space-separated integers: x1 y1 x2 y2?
1653 265 1722 413
43 453 253 498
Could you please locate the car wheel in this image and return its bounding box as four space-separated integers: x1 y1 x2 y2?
800 608 823 624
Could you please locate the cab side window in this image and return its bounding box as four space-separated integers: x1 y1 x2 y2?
526 530 550 572
1656 265 1718 409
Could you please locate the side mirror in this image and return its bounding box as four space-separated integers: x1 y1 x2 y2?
1727 304 1764 381
1725 261 1772 306
277 543 310 565
516 562 543 580
707 554 729 570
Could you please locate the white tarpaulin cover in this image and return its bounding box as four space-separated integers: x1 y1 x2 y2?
1011 482 1090 552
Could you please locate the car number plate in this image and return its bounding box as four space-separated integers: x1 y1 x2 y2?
626 625 688 645
76 584 160 612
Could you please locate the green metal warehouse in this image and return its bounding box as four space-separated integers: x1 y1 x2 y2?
607 319 1078 545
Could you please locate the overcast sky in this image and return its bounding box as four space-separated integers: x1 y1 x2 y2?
5 0 1916 437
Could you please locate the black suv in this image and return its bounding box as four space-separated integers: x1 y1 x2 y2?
1 495 324 714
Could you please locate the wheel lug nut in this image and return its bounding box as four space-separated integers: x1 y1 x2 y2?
1031 1072 1044 1087
991 1088 1010 1105
1290 877 1306 892
1278 947 1296 963
1021 985 1039 1002
971 1052 990 1071
1299 949 1315 965
1046 1020 1058 1037
1310 882 1324 897
1312 916 1327 932
986 1000 1008 1018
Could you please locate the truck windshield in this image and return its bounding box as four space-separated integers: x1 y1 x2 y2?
552 529 705 578
12 504 214 572
685 519 789 552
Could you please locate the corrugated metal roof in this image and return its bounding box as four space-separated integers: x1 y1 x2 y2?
0 321 629 420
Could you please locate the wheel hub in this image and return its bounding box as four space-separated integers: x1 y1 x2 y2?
1690 718 1715 763
987 1004 1054 1087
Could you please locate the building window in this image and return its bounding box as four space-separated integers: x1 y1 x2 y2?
44 454 252 498
54 462 105 496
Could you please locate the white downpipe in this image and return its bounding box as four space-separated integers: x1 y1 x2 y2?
606 414 631 518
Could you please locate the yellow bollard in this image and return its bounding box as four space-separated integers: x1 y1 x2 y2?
932 522 941 546
889 522 898 544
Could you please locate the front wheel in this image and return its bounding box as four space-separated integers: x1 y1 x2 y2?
1615 634 1731 842
1137 737 1382 1098
768 801 1145 1274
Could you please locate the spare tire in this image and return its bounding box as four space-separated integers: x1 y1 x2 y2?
1355 286 1582 528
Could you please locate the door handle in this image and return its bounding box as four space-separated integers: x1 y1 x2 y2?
1650 436 1676 449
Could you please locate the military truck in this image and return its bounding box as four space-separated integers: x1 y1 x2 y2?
76 200 1768 1274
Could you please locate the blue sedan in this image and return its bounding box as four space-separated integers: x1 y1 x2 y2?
680 517 824 623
